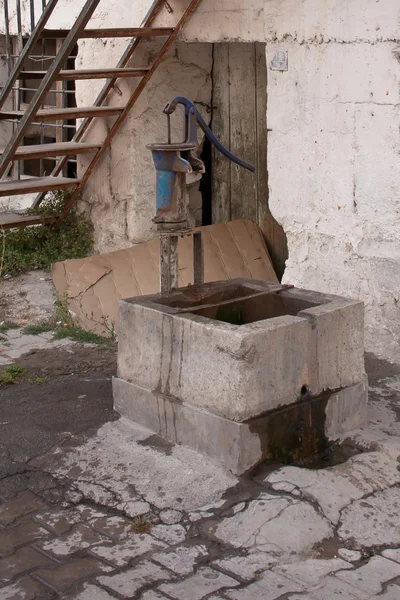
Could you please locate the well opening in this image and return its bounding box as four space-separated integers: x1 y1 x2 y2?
156 282 321 325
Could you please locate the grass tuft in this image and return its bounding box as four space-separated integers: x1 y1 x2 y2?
23 322 55 335
131 515 152 534
0 364 27 384
53 326 109 345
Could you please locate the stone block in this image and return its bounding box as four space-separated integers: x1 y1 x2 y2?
115 279 367 472
34 557 112 592
158 567 239 599
114 377 367 475
0 576 53 600
0 547 56 585
97 560 171 598
39 523 109 557
0 520 51 557
151 545 207 575
299 298 365 393
90 535 166 568
113 377 262 474
0 491 48 526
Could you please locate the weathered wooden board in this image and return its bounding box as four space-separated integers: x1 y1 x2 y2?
211 42 288 280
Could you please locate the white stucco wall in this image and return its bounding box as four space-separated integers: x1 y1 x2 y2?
1 0 400 361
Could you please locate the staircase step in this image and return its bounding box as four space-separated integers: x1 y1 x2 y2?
41 27 175 39
19 68 149 81
0 176 80 197
0 211 55 230
2 142 101 161
0 106 124 122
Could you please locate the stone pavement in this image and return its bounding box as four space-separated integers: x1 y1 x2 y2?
0 328 74 366
1 354 400 599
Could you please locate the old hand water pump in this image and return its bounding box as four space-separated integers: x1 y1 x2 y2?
147 97 255 293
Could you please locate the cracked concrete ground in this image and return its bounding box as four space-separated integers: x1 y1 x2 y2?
1 323 400 599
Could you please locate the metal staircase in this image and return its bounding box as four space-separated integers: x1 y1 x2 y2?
0 0 202 229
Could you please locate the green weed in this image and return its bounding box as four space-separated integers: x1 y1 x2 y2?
1 191 93 277
0 364 27 384
53 326 109 345
29 376 49 385
23 322 55 335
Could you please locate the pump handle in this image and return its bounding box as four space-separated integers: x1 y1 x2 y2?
163 97 255 173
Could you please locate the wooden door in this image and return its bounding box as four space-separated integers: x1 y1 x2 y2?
211 42 288 280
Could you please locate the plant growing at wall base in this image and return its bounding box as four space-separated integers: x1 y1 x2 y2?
1 191 94 277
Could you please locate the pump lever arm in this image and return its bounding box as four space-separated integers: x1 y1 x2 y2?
163 96 255 173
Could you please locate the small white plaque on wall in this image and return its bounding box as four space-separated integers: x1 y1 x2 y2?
270 51 288 71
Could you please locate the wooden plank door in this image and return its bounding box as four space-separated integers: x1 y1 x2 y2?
211 42 288 280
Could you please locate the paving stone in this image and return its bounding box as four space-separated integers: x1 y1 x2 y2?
225 571 303 600
270 481 298 495
159 509 183 525
0 575 53 599
34 508 82 535
39 523 109 557
74 506 108 520
159 567 239 599
339 488 400 547
151 524 186 545
382 548 400 563
66 583 115 599
369 585 400 600
0 519 52 556
90 534 166 567
34 557 113 592
0 491 48 526
139 592 166 600
214 497 332 558
97 560 171 597
212 494 290 549
337 549 362 562
152 544 208 575
312 576 375 599
90 516 133 541
0 547 56 585
274 558 352 587
215 552 277 580
265 448 400 525
117 501 151 518
335 556 400 595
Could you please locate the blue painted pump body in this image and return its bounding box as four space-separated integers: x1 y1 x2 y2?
151 149 192 215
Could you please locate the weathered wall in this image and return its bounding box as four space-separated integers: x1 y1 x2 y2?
259 0 400 362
